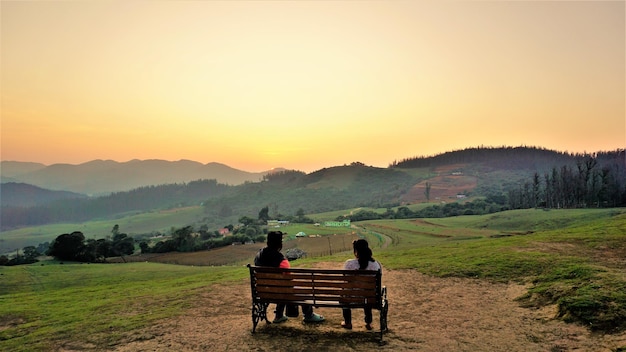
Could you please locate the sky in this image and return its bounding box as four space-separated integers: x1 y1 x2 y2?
1 1 624 173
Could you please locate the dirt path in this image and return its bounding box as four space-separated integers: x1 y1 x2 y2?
113 262 626 352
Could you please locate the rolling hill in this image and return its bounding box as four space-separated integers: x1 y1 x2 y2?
0 159 275 195
0 183 87 207
1 146 624 234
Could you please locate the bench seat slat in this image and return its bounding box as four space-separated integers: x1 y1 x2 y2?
255 293 379 306
290 273 377 280
291 278 377 287
254 278 297 287
257 286 378 298
255 272 378 281
256 280 377 290
254 272 295 280
253 267 377 275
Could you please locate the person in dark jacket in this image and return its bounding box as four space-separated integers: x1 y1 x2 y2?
254 231 324 323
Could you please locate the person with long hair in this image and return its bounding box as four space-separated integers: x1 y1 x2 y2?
341 239 382 330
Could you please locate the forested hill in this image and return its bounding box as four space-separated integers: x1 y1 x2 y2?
1 165 416 231
1 183 87 207
2 147 624 231
391 146 623 170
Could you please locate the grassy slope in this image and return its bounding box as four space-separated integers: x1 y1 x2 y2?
0 206 207 253
0 263 246 351
0 204 435 253
1 208 625 351
372 209 626 332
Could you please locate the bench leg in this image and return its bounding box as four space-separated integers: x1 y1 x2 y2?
379 287 389 344
251 302 269 333
380 300 389 332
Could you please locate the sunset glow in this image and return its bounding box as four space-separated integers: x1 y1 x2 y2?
2 1 624 172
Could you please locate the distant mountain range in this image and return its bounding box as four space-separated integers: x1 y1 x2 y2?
1 159 278 195
2 147 624 198
1 146 624 233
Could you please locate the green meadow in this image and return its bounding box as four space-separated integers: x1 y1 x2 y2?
1 208 625 350
0 206 207 252
0 263 247 351
0 203 436 253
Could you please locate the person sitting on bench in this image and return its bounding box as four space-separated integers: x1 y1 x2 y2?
341 239 382 330
253 231 325 323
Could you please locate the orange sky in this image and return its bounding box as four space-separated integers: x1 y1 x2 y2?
1 1 624 173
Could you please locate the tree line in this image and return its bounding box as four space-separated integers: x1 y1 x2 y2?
391 145 596 170
2 205 304 264
507 154 626 209
0 225 135 265
336 153 625 224
337 195 509 223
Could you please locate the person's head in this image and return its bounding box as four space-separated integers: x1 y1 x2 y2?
352 239 374 269
266 231 284 251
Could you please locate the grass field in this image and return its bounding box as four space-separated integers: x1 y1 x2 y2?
0 206 208 254
1 208 625 351
134 231 361 266
0 203 435 254
0 262 247 351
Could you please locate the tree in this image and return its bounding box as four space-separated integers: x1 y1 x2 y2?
94 239 110 261
172 225 195 252
424 182 431 202
238 216 255 226
112 224 120 236
22 246 40 263
82 239 99 263
108 225 135 259
139 241 150 254
395 206 414 219
36 242 50 256
258 206 270 223
532 173 540 208
111 233 135 257
47 231 86 261
245 227 257 237
0 246 40 266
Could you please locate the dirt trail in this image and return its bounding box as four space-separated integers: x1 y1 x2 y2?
112 262 626 352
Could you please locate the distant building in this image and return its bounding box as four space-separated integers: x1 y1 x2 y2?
323 219 351 227
267 220 290 227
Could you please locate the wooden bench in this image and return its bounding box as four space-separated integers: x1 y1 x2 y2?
247 264 389 342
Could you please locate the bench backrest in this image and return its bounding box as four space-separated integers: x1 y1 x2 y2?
248 265 383 309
